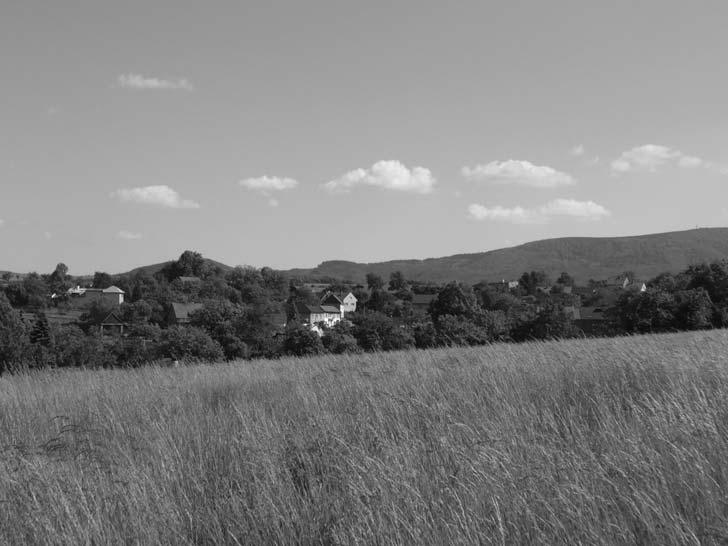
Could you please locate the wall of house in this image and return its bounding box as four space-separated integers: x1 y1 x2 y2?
309 312 341 327
342 297 357 313
102 292 124 306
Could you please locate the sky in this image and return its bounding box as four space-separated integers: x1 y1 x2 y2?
2 1 727 274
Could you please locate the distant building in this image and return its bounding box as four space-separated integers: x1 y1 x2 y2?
320 291 358 314
411 293 437 311
294 302 343 330
177 276 202 284
100 310 126 335
167 302 204 325
66 285 125 307
573 306 611 334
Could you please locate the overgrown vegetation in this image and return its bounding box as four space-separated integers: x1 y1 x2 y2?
1 331 728 544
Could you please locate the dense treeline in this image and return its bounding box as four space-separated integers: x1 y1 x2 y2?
4 251 728 372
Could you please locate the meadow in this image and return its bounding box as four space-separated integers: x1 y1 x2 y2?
1 331 728 545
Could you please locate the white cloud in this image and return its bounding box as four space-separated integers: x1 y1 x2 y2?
461 160 576 188
117 230 142 240
324 160 436 194
570 144 585 157
677 155 704 168
539 198 611 219
239 176 298 207
0 219 4 227
112 185 200 209
610 144 721 174
468 198 610 224
468 204 540 224
117 73 193 91
239 176 299 192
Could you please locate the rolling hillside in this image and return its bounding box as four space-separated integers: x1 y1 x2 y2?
287 228 728 284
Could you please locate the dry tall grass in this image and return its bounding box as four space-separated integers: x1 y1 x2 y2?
2 331 728 544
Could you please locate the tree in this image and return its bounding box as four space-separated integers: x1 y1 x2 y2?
512 304 577 341
0 294 30 373
556 272 574 286
93 271 113 289
673 288 713 330
388 271 408 291
616 289 676 333
48 263 69 292
282 325 324 357
518 271 550 296
161 326 224 362
322 324 361 354
429 282 480 322
22 273 49 308
29 312 51 346
51 325 115 368
366 273 384 291
349 312 414 352
365 289 397 314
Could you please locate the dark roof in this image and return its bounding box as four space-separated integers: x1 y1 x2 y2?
411 294 437 306
295 302 341 315
101 310 125 325
170 302 204 321
578 306 608 321
321 293 343 305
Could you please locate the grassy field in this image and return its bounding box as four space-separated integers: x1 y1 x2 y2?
2 331 728 544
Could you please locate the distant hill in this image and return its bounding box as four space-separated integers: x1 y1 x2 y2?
286 228 728 284
124 258 234 277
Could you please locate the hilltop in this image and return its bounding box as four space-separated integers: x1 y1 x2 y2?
287 228 728 284
124 258 234 278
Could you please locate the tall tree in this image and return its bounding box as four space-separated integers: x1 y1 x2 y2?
429 282 480 322
366 273 384 291
93 271 113 289
0 294 29 373
388 270 408 291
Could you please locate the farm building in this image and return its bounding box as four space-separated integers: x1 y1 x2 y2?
294 302 343 330
411 293 437 311
99 310 126 335
320 291 358 314
66 285 125 307
167 302 204 325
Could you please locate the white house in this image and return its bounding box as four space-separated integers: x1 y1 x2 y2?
294 302 343 332
320 291 358 314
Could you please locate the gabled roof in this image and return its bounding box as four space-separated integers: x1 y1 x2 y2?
170 302 204 320
103 286 125 294
101 310 125 325
320 305 342 314
321 292 343 305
